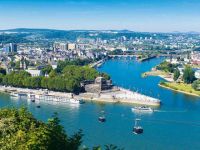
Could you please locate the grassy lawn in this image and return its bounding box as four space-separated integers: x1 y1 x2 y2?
160 82 200 96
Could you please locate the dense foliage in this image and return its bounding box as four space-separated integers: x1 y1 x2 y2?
173 69 180 81
0 33 29 43
183 66 196 84
56 59 94 73
192 80 200 90
41 65 53 75
0 107 83 150
108 49 123 55
0 64 109 93
156 61 177 73
0 68 6 75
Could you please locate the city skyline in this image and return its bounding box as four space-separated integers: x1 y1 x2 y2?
0 0 200 32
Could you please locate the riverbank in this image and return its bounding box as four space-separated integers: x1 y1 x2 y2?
159 82 200 97
0 85 161 106
142 70 174 82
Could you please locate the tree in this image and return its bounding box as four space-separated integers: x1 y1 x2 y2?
49 70 57 78
156 61 177 73
173 69 180 81
108 49 123 55
0 108 83 150
41 65 53 75
0 74 4 84
0 64 109 94
15 61 21 69
192 80 200 90
104 144 124 150
56 59 93 73
0 68 6 75
183 66 196 84
9 61 16 69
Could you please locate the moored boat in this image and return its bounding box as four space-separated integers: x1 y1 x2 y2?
10 92 18 97
68 98 84 104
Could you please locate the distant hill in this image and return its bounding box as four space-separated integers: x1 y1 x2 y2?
0 28 135 34
0 28 67 33
0 28 188 43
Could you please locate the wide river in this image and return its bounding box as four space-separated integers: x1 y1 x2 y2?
0 57 200 150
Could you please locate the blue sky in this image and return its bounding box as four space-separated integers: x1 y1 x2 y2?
0 0 200 32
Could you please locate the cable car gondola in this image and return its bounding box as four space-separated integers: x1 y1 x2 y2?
133 119 143 134
98 116 106 122
98 110 106 123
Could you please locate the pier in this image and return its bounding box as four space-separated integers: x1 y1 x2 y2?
78 88 160 106
0 86 161 106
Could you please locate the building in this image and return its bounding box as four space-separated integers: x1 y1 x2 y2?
4 43 17 53
53 42 61 51
26 69 42 77
10 43 17 52
83 77 113 93
166 58 179 64
191 51 200 65
195 70 200 79
60 43 68 51
53 42 76 51
67 43 76 50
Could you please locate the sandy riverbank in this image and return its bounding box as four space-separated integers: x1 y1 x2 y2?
142 70 174 82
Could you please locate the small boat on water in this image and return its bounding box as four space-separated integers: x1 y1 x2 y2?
69 98 85 104
10 92 18 97
132 106 153 113
133 119 143 134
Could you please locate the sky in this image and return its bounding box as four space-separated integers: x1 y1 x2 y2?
0 0 200 32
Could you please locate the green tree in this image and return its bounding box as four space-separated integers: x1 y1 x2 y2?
192 80 200 90
49 70 57 78
156 61 177 73
173 69 180 81
0 68 6 75
42 65 53 75
15 61 21 70
0 74 4 84
0 64 109 94
0 108 83 150
56 59 93 73
183 66 195 84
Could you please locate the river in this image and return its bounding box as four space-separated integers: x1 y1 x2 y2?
0 57 200 150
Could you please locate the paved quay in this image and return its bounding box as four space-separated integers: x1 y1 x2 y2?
0 86 161 106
